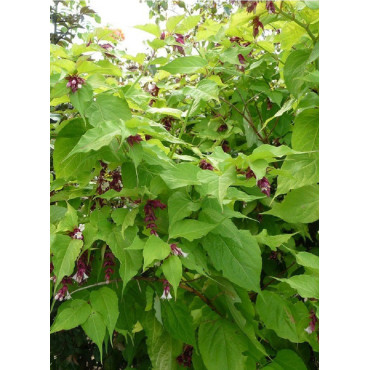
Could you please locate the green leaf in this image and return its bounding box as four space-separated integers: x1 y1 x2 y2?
120 243 143 289
169 219 217 241
256 291 308 343
135 23 161 37
81 310 106 362
160 163 202 189
162 255 182 298
296 251 319 270
276 275 319 299
66 120 131 158
202 231 261 292
168 191 201 228
159 56 207 74
264 349 307 370
142 312 182 370
52 238 83 287
283 50 311 97
111 208 139 233
304 1 319 10
264 184 319 223
50 205 67 224
77 60 122 76
255 229 295 251
90 287 119 342
143 236 171 270
166 15 185 32
85 94 132 127
56 203 77 232
161 300 196 347
69 83 93 116
276 154 319 196
146 107 183 118
198 319 248 370
183 79 219 102
176 15 201 34
50 299 91 333
291 108 319 153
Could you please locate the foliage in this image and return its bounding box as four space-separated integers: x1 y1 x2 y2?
50 0 319 368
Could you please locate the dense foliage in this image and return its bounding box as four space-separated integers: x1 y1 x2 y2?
50 1 319 368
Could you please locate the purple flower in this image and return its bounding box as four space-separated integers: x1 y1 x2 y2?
144 199 167 235
238 54 246 64
103 250 115 283
199 160 214 171
72 253 89 284
217 124 228 132
243 1 258 13
266 1 276 14
252 16 264 38
176 345 194 367
148 83 160 97
100 43 113 50
257 177 271 197
304 310 318 334
160 31 166 40
173 33 186 55
69 224 85 240
161 280 172 300
54 277 72 301
170 243 188 258
245 168 256 179
65 75 85 93
127 134 143 147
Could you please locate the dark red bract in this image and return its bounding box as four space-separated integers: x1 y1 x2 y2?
199 160 214 171
266 1 276 14
176 345 194 367
127 135 143 147
257 176 271 197
144 199 167 236
65 75 86 93
252 16 264 38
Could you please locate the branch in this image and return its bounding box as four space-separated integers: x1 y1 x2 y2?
220 97 267 143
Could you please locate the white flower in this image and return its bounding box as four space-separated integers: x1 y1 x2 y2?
74 231 83 240
304 326 313 334
78 84 82 89
78 224 85 231
182 252 189 258
161 292 172 300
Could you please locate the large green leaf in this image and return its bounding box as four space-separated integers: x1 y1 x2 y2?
50 299 91 333
276 154 319 196
202 231 261 292
143 236 171 270
169 219 217 241
161 300 196 347
162 255 182 298
69 83 93 116
56 203 78 232
183 79 219 102
256 291 309 343
168 191 201 228
255 229 295 251
283 50 311 97
119 243 143 289
135 23 161 37
142 312 182 370
264 349 307 370
52 238 83 287
277 275 319 299
296 251 319 270
66 120 131 158
85 94 132 127
81 310 106 362
292 108 319 153
198 319 248 370
264 184 319 223
160 163 202 188
90 287 119 342
159 56 207 74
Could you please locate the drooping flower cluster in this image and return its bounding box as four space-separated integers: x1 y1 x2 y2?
96 161 123 195
174 33 186 55
72 252 90 284
54 277 73 301
245 168 256 179
266 1 276 14
103 248 115 283
257 177 271 197
252 16 264 38
65 75 86 93
176 345 194 367
170 243 188 258
199 160 214 171
161 116 176 131
222 140 231 153
144 199 167 236
241 0 275 14
304 310 318 334
100 43 113 50
69 224 85 240
161 280 172 300
218 124 228 133
127 134 143 147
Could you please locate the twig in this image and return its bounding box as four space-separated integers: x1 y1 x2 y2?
220 97 267 143
266 116 280 142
